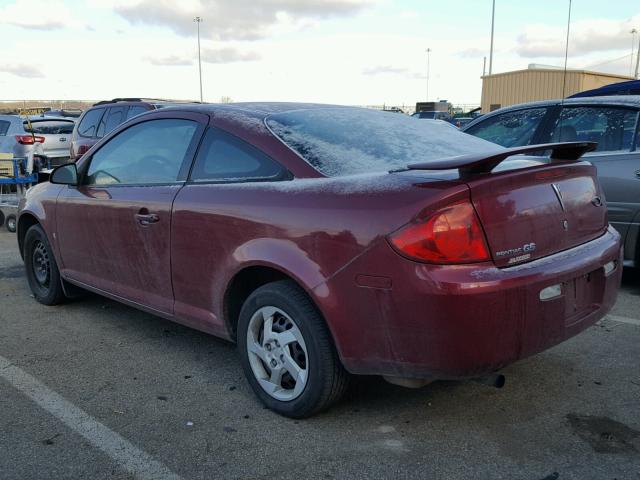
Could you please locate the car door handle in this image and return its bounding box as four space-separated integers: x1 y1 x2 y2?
135 212 160 226
635 169 640 179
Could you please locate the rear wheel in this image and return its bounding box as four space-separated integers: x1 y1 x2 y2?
0 211 4 228
6 214 16 233
23 224 65 305
238 280 349 418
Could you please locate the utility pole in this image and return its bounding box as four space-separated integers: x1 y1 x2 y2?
194 16 203 102
635 29 640 79
426 48 431 101
631 29 637 76
488 0 495 75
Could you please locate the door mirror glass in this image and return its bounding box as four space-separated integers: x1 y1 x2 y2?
50 163 78 186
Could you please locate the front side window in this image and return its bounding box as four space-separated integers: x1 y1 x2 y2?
465 108 547 147
550 107 638 153
85 119 198 186
190 128 286 182
78 108 106 138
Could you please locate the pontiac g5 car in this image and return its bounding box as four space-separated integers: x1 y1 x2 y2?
18 103 622 418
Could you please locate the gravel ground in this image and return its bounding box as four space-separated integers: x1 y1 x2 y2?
0 228 639 480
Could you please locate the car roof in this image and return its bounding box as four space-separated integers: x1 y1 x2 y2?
483 95 640 114
463 95 640 130
158 102 357 118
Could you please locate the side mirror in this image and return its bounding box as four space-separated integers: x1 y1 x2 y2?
50 163 78 186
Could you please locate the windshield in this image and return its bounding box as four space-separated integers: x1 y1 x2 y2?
24 119 75 134
266 107 500 176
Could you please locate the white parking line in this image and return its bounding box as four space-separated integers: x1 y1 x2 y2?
606 314 640 327
0 355 182 480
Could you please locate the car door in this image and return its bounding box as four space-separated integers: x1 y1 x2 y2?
56 112 207 314
546 105 640 263
170 127 290 333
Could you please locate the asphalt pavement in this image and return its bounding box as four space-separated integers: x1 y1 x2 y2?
0 229 639 480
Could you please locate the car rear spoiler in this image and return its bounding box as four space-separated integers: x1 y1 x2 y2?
406 141 597 176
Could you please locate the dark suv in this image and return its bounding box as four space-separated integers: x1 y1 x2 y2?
70 98 199 160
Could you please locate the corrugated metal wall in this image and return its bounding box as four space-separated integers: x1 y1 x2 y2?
480 69 633 112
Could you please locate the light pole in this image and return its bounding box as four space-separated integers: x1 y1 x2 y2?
634 28 640 79
488 0 495 75
631 29 637 77
194 16 203 102
426 48 431 101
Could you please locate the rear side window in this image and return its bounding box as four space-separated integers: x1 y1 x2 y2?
0 121 9 136
78 108 106 138
126 106 147 120
96 107 126 138
23 120 75 134
550 107 638 153
465 108 547 147
190 128 286 182
86 119 198 186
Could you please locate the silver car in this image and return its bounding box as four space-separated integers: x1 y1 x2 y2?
463 95 640 267
24 115 76 166
0 115 75 172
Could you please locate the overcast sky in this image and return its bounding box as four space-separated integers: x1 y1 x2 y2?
0 0 639 106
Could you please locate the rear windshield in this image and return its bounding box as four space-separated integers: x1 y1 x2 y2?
0 120 10 136
24 119 75 134
266 108 499 176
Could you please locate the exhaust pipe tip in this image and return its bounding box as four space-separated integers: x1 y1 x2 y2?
473 374 505 389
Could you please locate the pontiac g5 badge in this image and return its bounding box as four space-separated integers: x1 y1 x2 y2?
496 242 537 264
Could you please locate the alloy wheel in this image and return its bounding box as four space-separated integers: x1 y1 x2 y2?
246 306 308 401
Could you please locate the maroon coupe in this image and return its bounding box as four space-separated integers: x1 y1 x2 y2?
18 103 622 417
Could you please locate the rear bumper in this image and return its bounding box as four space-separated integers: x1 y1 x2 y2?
318 226 622 379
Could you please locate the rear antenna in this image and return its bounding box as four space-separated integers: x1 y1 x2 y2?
558 0 572 141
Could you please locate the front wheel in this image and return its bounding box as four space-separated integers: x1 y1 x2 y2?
238 280 349 418
23 224 66 305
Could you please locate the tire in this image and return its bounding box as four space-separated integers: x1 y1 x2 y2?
6 214 16 233
238 280 349 418
0 210 4 228
23 224 66 305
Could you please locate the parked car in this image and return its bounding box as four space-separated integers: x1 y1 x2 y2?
69 98 198 160
1 115 45 174
412 110 452 121
19 103 621 417
463 96 640 268
24 116 76 166
569 79 640 98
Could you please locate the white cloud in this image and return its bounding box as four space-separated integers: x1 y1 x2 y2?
113 0 377 40
0 64 45 78
0 0 86 30
516 15 640 58
201 47 261 63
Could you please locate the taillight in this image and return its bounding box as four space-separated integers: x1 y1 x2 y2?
389 201 490 264
76 144 90 157
15 135 45 145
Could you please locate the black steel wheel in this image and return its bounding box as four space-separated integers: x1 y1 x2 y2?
23 224 66 305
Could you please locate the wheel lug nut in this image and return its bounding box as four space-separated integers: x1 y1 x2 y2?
270 359 277 367
265 344 271 351
274 341 279 347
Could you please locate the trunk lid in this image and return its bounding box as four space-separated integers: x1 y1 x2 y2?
466 162 607 267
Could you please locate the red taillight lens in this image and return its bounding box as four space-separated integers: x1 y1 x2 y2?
15 135 45 145
76 144 90 157
389 201 490 264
